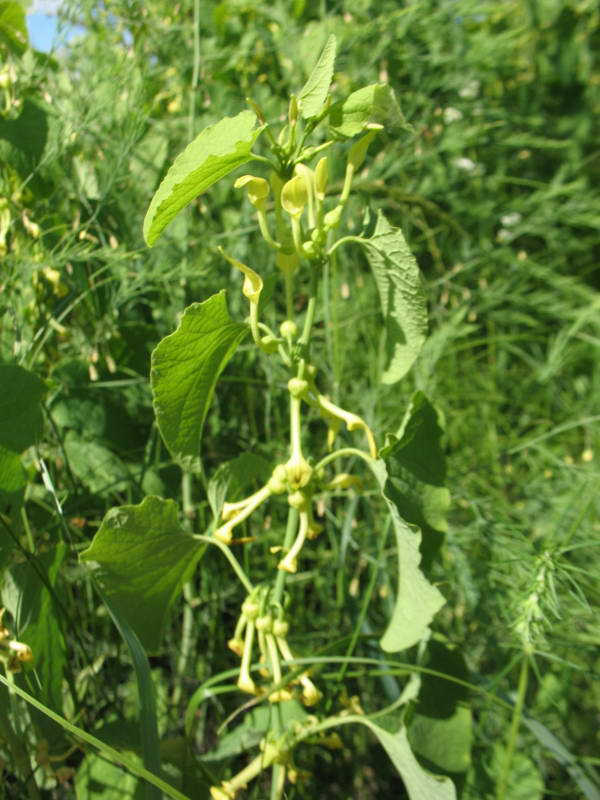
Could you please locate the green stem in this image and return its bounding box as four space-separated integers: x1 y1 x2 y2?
193 535 254 594
273 508 299 605
496 655 530 800
326 234 365 258
284 269 294 321
315 447 375 472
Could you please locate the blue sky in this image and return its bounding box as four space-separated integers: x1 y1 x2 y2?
26 0 82 52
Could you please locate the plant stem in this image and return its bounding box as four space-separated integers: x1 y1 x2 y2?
273 508 299 605
315 447 375 472
496 655 530 800
193 535 254 594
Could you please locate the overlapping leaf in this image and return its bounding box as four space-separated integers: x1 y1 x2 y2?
0 365 45 494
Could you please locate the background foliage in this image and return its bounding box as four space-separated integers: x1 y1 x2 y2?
1 0 599 797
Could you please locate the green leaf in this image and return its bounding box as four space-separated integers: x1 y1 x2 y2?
75 752 142 799
151 292 247 473
329 83 406 139
99 591 162 800
0 99 48 178
331 715 456 800
380 392 450 567
0 2 28 54
207 452 271 520
0 364 45 453
0 444 26 493
0 364 45 494
143 110 263 246
409 707 472 775
362 211 427 384
298 34 336 119
64 433 131 495
368 457 445 651
490 747 544 800
80 496 204 652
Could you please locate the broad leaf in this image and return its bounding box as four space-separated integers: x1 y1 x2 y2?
151 292 247 473
80 496 204 652
380 392 450 568
0 365 45 494
329 83 406 139
143 110 263 246
298 34 336 119
362 211 427 384
0 99 48 178
0 364 45 453
64 433 131 495
331 715 456 800
409 707 472 776
0 2 27 54
368 458 445 651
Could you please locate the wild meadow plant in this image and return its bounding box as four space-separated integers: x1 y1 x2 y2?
80 35 455 799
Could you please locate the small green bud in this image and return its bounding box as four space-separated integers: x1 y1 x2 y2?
314 157 328 199
260 335 279 353
255 615 273 633
288 94 299 125
348 128 381 171
324 206 342 229
288 377 308 398
281 175 308 218
287 490 309 511
267 464 288 495
302 241 317 257
280 320 298 339
273 619 289 638
242 598 260 620
285 455 313 489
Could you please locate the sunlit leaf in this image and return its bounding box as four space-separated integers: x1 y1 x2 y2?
298 34 336 119
329 83 406 139
80 496 204 652
362 211 427 384
151 292 247 473
143 110 263 246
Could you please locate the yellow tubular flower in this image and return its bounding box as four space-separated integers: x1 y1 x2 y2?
278 511 309 574
214 484 271 543
237 619 258 695
317 394 377 458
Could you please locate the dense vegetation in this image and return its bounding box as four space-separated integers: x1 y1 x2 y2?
1 0 599 798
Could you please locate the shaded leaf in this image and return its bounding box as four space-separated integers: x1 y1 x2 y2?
64 433 131 495
362 211 427 384
298 34 336 119
80 496 204 652
331 715 456 800
207 452 271 520
409 706 472 775
0 364 45 453
143 110 263 246
0 99 48 177
151 292 247 473
368 457 445 651
329 83 406 139
380 392 450 568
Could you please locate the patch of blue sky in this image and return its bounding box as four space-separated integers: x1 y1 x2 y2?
26 0 85 53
